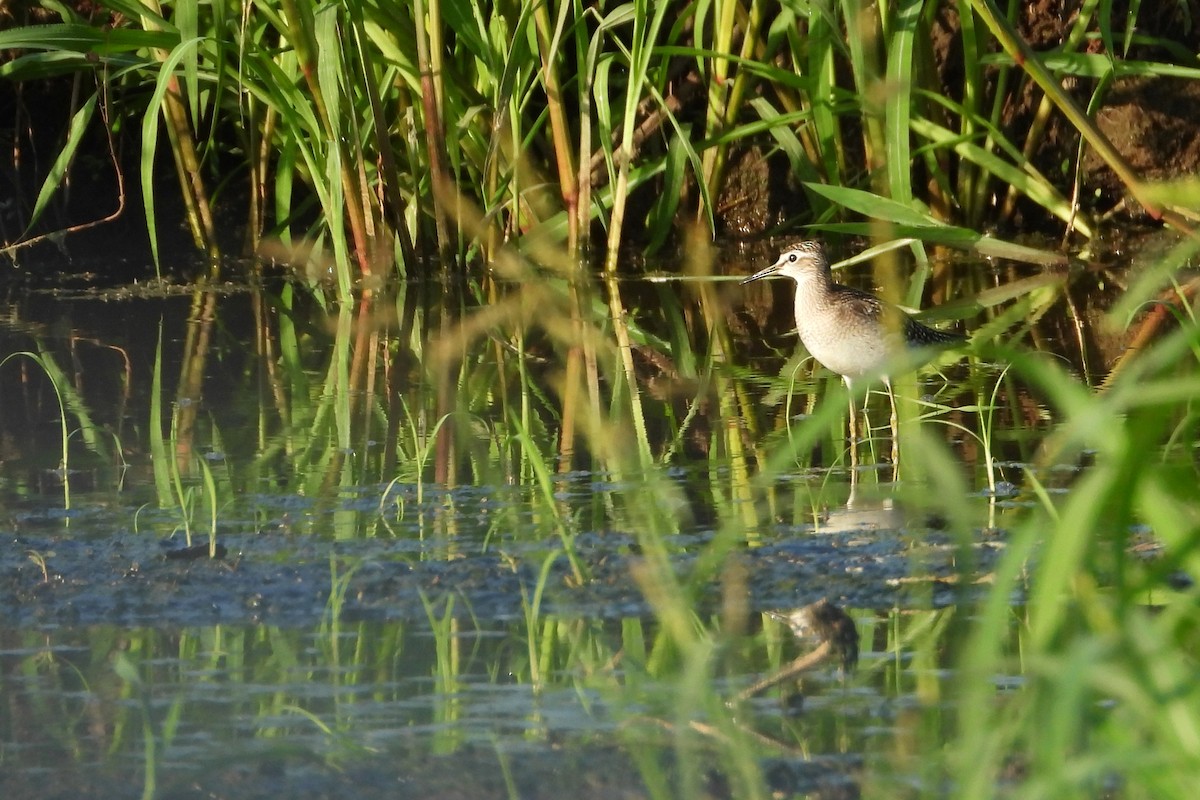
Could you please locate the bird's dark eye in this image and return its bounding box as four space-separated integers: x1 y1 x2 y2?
788 253 797 263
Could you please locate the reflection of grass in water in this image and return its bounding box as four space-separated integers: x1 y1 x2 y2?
146 325 224 556
112 652 161 800
0 186 1175 795
84 239 1193 798
120 239 1193 795
0 348 123 514
1 351 72 510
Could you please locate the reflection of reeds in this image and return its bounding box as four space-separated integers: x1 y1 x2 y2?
2 225 1197 795
1 351 75 510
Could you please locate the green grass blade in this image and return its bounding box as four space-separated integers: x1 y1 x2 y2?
885 0 921 203
21 93 96 239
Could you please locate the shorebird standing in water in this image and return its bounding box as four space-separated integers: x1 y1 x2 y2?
742 240 965 465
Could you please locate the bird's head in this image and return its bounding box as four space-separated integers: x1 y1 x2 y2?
741 240 829 285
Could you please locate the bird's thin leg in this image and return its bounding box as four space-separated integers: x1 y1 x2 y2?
884 377 899 480
843 377 858 470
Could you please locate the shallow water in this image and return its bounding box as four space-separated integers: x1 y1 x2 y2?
0 248 1158 798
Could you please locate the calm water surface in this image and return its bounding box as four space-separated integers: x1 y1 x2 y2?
0 250 1132 798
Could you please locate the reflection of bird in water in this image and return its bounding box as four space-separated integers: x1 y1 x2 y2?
733 598 858 705
815 487 903 535
768 598 859 675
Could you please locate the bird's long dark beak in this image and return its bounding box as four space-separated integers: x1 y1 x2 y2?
740 259 782 285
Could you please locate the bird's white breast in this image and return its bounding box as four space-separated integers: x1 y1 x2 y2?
793 284 894 380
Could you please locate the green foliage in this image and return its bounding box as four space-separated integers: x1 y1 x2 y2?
3 2 1200 797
